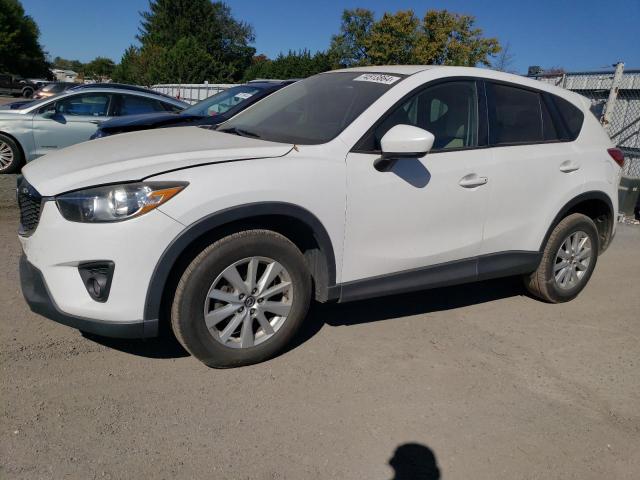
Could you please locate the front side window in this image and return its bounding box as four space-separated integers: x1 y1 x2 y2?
220 72 404 144
360 81 479 152
489 83 543 144
185 86 262 117
53 93 111 116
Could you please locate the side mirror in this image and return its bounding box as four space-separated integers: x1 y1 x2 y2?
381 124 435 158
41 110 57 119
375 125 435 172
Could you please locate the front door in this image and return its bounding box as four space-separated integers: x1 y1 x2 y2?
342 80 490 288
31 92 113 158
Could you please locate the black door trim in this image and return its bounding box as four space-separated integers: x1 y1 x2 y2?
338 250 541 303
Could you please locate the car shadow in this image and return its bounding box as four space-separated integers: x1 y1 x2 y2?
289 275 525 352
82 276 524 360
81 330 190 359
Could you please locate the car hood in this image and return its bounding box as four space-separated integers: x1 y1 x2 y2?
22 126 294 196
99 112 201 131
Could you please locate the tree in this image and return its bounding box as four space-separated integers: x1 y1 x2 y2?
416 10 500 66
127 0 255 83
52 56 84 73
0 0 50 77
328 8 374 67
328 8 501 68
84 56 116 81
493 42 515 72
367 11 420 65
243 50 331 81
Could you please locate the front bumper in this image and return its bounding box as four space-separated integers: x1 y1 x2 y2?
20 255 158 338
18 195 186 337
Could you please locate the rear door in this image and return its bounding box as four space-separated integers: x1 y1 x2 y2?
479 82 585 256
31 92 113 157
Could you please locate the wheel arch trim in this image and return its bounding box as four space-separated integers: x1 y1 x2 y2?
540 190 614 253
143 202 337 321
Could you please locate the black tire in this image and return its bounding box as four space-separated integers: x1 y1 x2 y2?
171 229 312 368
524 213 599 303
22 88 34 99
0 133 23 174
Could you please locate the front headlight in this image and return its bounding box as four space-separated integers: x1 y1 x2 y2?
56 182 187 222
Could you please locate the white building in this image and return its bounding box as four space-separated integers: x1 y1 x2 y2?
51 69 78 82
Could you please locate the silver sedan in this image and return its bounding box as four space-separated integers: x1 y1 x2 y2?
0 87 187 173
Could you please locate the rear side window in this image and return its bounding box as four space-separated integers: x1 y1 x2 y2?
489 83 543 144
162 102 183 113
118 95 166 116
541 97 558 141
552 95 584 140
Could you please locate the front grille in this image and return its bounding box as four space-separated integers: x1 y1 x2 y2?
17 177 43 236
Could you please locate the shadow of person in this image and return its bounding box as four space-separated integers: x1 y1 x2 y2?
389 443 440 480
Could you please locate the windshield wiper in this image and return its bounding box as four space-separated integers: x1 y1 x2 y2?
218 127 261 139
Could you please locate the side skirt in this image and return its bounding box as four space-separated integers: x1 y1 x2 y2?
337 251 541 303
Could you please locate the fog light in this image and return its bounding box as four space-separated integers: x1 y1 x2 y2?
78 261 114 303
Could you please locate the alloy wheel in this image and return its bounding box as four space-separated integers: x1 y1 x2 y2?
203 256 293 348
553 230 592 290
0 141 14 171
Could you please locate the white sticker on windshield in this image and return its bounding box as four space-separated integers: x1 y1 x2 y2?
234 92 254 100
353 73 401 85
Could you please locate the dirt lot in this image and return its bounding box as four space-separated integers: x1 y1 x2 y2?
1 170 639 479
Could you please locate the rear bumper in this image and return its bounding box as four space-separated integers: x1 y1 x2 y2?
20 255 158 338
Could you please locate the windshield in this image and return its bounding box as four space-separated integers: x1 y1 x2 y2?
219 72 404 144
184 85 263 117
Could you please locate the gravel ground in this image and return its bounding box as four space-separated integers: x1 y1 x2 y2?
1 161 640 478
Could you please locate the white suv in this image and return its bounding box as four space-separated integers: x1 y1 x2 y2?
18 66 622 367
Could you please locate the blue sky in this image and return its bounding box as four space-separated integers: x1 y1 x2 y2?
21 0 640 73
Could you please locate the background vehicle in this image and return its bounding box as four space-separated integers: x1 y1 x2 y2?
0 87 187 173
18 67 620 368
32 82 77 99
91 80 296 138
0 74 38 98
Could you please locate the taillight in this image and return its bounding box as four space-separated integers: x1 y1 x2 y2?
607 148 625 168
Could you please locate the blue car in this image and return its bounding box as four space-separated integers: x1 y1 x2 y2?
0 86 188 173
91 80 296 139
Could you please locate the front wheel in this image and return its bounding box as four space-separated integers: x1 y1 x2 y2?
524 213 599 303
171 230 312 368
0 134 23 174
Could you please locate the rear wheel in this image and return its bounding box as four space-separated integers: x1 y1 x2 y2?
22 87 34 99
524 213 599 303
0 134 23 174
171 230 312 368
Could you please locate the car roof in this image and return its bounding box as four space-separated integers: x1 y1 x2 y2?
328 65 439 75
70 82 153 92
18 87 188 113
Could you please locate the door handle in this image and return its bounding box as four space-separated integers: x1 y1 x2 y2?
89 120 102 125
459 173 488 188
559 160 580 173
